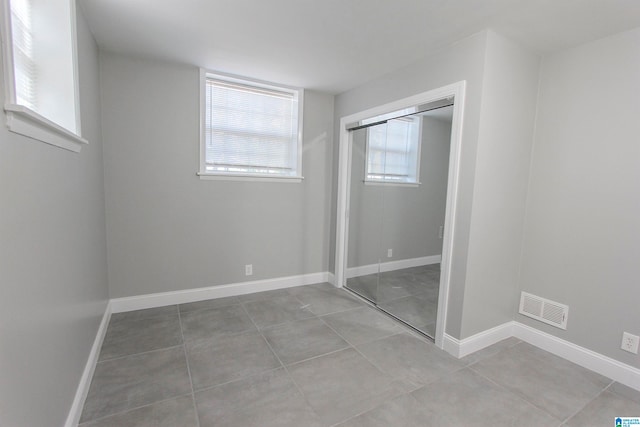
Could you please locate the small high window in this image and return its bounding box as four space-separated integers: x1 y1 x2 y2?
199 71 303 181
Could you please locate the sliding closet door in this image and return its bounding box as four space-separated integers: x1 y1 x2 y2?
345 125 384 304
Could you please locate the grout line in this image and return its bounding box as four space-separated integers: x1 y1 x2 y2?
467 364 564 425
238 303 324 421
177 307 201 427
79 392 194 425
316 316 420 392
559 383 612 425
96 343 185 364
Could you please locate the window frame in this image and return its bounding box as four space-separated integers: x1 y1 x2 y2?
1 0 87 152
363 115 423 187
198 69 304 183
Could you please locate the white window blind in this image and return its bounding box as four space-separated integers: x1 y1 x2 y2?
204 75 301 178
10 0 37 110
366 116 421 183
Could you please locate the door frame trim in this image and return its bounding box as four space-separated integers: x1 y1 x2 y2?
334 81 466 349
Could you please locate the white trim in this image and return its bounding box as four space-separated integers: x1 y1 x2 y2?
334 81 467 352
197 173 303 183
64 302 112 427
443 321 640 392
4 104 88 152
1 0 86 152
513 322 640 392
443 322 515 358
363 180 421 187
327 272 336 286
110 272 329 313
346 255 441 278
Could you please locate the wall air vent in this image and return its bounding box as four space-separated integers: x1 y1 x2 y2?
519 292 568 330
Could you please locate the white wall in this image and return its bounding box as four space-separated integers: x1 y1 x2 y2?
518 27 640 368
100 53 335 298
333 30 541 339
460 30 540 338
333 31 489 338
0 10 109 427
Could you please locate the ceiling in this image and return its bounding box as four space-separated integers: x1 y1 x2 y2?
80 0 640 94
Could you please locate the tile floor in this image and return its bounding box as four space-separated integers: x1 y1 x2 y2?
80 282 640 426
347 264 440 336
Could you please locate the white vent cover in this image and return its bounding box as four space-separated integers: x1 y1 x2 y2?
519 292 568 330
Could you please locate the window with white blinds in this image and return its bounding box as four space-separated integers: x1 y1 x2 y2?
201 73 303 180
2 0 85 151
10 0 36 110
366 116 421 184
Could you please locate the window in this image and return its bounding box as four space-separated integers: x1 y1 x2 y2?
199 71 303 181
365 115 421 184
1 0 86 151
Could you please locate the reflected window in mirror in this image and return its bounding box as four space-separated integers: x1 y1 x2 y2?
365 116 421 184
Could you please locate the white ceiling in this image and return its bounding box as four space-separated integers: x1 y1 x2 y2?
80 0 640 94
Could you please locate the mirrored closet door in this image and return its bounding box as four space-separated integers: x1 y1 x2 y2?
345 104 453 338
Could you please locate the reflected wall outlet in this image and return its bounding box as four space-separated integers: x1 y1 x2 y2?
621 332 639 354
387 249 392 258
245 264 253 276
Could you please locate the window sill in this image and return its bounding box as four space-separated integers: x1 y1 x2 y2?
197 172 304 183
364 180 420 188
4 104 88 153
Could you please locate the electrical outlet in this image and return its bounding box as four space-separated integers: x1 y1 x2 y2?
387 249 392 258
245 264 253 276
438 226 444 239
621 332 639 354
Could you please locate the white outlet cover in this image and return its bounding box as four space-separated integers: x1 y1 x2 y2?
621 332 639 354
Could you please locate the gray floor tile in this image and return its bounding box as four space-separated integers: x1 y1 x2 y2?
99 313 182 361
334 394 429 427
356 332 464 386
79 395 198 427
195 368 325 427
411 368 561 426
237 288 292 303
609 382 640 405
110 305 178 323
287 348 403 425
565 390 640 426
460 337 522 366
321 306 401 345
80 347 191 423
178 296 240 313
186 331 281 390
262 317 349 365
180 304 256 342
290 283 364 315
243 294 315 328
471 342 611 421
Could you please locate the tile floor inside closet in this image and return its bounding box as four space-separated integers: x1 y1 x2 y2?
80 282 640 426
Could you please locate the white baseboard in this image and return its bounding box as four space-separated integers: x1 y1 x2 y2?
512 322 640 392
327 272 336 286
443 322 515 358
346 255 441 279
110 272 330 313
444 320 640 392
65 302 112 427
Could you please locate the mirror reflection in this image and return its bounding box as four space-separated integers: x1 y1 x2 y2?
346 105 453 338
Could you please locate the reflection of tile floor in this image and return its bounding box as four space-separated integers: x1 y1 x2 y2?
346 264 440 337
79 282 640 426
